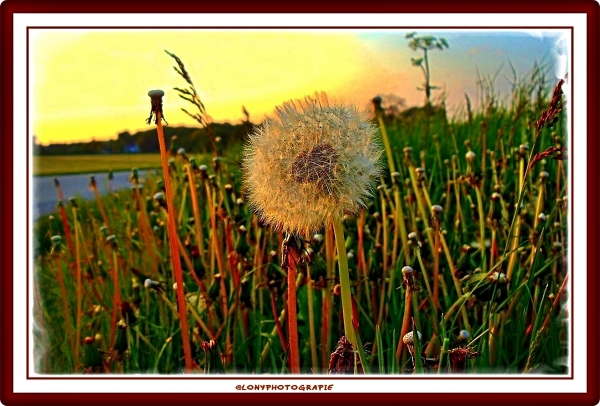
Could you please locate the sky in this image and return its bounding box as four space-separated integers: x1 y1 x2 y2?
29 29 567 145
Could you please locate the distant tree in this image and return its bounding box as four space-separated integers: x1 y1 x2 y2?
406 32 449 148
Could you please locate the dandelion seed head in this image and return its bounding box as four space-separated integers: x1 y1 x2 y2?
242 92 383 236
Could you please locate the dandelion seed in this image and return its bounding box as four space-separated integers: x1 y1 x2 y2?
242 92 382 237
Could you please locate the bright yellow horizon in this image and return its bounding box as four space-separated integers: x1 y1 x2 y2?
30 29 560 145
31 30 409 145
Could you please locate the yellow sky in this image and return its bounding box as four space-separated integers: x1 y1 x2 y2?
30 30 411 145
30 29 560 145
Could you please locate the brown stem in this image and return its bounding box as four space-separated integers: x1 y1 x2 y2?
284 247 301 373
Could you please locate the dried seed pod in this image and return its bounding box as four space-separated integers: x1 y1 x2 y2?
328 336 364 374
83 336 104 371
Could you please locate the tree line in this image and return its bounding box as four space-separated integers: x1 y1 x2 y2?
34 121 253 156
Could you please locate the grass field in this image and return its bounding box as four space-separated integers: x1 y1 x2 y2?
32 52 569 375
33 154 163 176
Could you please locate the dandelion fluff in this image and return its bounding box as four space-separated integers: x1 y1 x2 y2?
243 92 383 236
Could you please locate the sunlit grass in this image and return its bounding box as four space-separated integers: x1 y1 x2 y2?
34 154 163 176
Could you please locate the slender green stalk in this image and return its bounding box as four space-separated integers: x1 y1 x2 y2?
438 337 450 374
54 255 74 368
474 186 487 271
332 218 363 365
376 112 396 174
439 233 472 332
333 219 369 372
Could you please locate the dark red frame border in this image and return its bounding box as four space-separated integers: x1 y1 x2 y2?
1 1 598 405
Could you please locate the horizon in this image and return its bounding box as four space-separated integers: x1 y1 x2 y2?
30 29 566 146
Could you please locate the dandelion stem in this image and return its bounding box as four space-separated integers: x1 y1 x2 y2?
321 225 334 371
286 253 300 373
154 108 193 373
306 269 319 373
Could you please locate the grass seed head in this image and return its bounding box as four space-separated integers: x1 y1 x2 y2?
242 92 382 236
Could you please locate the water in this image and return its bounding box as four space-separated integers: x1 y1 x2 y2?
33 170 152 220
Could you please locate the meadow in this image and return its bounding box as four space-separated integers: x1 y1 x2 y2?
33 154 163 176
33 47 568 375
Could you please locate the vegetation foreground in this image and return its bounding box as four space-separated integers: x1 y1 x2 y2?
33 47 569 375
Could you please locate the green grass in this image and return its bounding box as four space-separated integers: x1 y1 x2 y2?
34 154 162 176
32 57 569 375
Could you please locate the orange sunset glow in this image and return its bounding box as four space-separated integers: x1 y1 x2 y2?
30 29 564 145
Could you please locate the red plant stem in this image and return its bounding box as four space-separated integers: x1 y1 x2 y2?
185 165 205 260
177 235 207 295
540 273 568 332
490 230 499 270
204 181 228 318
320 293 330 372
357 210 366 276
287 259 300 373
57 204 75 259
433 225 440 310
320 226 334 371
155 111 193 373
72 208 82 368
53 182 73 248
270 291 288 352
175 234 216 337
88 279 109 310
396 286 413 363
91 185 110 230
109 249 121 351
134 188 159 278
224 221 240 289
